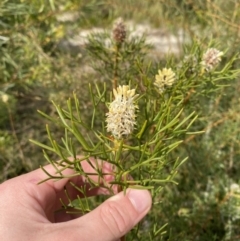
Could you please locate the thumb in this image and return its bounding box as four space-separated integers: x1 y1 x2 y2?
51 189 152 241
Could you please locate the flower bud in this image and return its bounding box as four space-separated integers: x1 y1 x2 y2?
112 18 126 44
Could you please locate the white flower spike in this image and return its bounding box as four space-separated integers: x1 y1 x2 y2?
106 85 138 139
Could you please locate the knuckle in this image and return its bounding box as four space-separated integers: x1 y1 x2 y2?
100 201 132 237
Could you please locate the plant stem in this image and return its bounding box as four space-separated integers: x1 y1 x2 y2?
113 43 120 89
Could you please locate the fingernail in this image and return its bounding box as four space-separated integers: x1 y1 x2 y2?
127 189 151 213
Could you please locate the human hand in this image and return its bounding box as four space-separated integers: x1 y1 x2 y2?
0 159 152 241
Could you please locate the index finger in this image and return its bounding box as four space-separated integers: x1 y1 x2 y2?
3 157 115 212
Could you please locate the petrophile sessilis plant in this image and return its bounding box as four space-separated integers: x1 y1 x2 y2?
31 19 240 240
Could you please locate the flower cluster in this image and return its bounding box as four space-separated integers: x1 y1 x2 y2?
201 48 223 71
112 18 126 44
106 85 138 139
154 68 176 93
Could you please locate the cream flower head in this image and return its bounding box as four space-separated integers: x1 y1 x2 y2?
106 85 138 139
154 68 176 93
1 94 9 103
201 48 223 72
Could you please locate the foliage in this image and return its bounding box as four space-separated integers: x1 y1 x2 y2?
1 0 240 240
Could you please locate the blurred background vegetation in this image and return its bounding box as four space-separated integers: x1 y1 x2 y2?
1 0 240 240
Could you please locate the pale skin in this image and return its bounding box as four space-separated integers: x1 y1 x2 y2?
0 159 152 241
